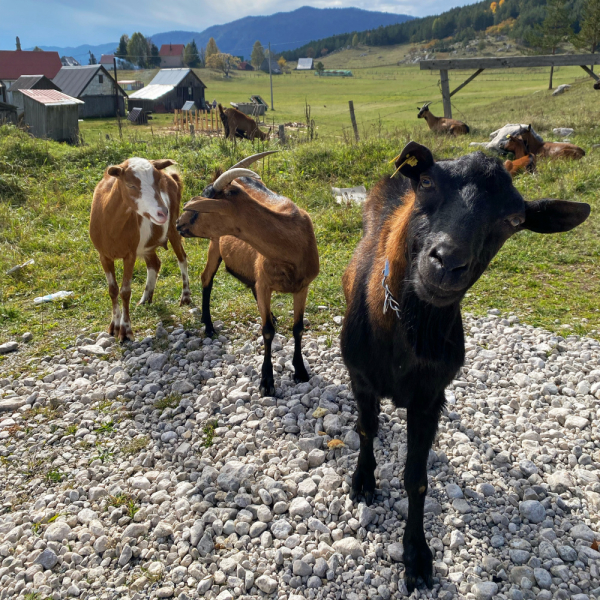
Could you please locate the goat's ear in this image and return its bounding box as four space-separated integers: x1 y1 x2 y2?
151 159 176 170
523 199 590 234
183 197 231 214
107 166 123 177
393 141 434 180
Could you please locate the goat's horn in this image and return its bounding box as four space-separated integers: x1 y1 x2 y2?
230 151 278 169
212 168 261 192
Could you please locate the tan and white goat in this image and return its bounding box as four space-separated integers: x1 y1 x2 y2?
90 157 191 342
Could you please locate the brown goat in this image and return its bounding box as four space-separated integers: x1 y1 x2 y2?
501 135 536 178
176 152 319 396
218 104 270 142
518 124 585 159
90 158 191 342
417 102 469 135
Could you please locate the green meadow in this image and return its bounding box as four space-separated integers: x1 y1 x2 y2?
1 55 599 363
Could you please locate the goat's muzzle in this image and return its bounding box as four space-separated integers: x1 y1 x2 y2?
176 211 198 237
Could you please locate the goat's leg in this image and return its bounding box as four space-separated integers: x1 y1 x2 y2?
350 382 380 506
403 401 441 593
99 255 121 338
119 253 136 343
292 287 309 383
200 239 222 337
168 227 191 305
138 251 161 305
251 286 277 325
256 279 275 397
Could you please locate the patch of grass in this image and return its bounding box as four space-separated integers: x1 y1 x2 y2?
91 447 114 464
122 436 150 454
107 492 139 518
202 420 218 448
64 424 77 436
154 393 181 412
22 457 47 480
96 421 115 435
44 469 64 483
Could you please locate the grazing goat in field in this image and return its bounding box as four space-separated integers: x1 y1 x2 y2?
341 141 590 592
90 158 191 342
500 135 536 178
518 124 585 159
176 152 319 396
219 104 270 142
417 102 469 135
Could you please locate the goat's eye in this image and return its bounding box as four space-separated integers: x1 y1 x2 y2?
126 184 137 190
506 215 524 227
419 177 434 189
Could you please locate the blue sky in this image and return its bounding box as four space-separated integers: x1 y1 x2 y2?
1 0 481 49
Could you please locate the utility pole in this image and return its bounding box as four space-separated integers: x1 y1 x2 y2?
268 42 274 111
113 57 123 138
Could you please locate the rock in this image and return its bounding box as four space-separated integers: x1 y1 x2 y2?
271 519 293 539
472 582 499 600
93 536 110 554
519 500 546 523
197 577 213 594
333 537 364 558
172 380 194 395
548 470 575 493
156 585 174 598
552 85 571 96
217 460 256 492
357 503 375 527
256 575 278 594
0 341 18 354
569 523 596 542
121 523 148 540
308 448 326 468
147 353 168 371
445 483 464 499
154 521 174 538
519 459 538 477
79 344 107 356
0 397 27 411
388 542 403 562
449 530 465 550
118 544 132 566
89 487 108 500
344 430 360 450
293 559 312 577
131 476 151 490
565 415 589 429
541 382 558 396
44 521 71 542
34 548 58 570
553 127 574 137
298 478 317 496
289 498 312 519
323 414 341 436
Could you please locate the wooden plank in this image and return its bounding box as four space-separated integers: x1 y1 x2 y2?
580 65 599 81
348 100 360 142
420 54 600 71
439 69 452 119
450 68 484 97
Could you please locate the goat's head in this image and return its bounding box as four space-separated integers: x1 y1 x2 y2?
499 135 528 155
417 102 432 118
393 141 590 308
176 151 278 238
107 158 175 225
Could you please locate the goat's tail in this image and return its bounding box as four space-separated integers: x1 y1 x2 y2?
464 123 470 134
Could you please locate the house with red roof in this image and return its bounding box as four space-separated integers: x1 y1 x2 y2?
0 50 62 103
159 44 185 68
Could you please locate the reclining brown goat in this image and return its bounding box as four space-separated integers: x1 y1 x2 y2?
417 102 469 135
176 152 319 396
341 141 590 592
219 104 270 142
518 124 585 160
500 134 536 178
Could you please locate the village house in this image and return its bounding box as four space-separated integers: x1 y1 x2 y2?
0 50 62 104
296 58 314 70
238 62 254 71
159 44 185 68
128 68 206 113
21 89 83 142
260 58 282 75
8 75 61 114
53 65 126 118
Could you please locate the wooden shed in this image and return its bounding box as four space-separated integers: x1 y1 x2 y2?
8 75 61 114
52 65 125 118
128 69 206 113
21 89 83 143
0 101 18 125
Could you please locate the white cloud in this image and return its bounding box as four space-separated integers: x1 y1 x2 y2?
0 0 482 49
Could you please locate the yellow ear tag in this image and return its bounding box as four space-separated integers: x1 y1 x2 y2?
390 154 418 178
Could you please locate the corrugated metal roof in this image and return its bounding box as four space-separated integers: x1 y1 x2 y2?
159 44 185 57
129 84 174 100
21 89 84 106
53 65 125 98
297 58 314 70
0 50 62 80
99 54 115 64
0 101 18 111
8 75 60 92
149 69 191 86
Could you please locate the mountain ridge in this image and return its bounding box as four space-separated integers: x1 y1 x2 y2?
30 6 413 61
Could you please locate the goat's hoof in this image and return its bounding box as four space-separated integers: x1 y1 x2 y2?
119 329 135 344
404 538 433 593
293 366 310 384
260 378 276 397
204 325 215 338
350 468 375 505
138 297 152 306
179 294 192 306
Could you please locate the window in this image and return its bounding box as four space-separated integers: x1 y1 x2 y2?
99 75 104 84
188 86 193 96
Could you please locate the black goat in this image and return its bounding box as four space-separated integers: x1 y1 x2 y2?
341 141 590 592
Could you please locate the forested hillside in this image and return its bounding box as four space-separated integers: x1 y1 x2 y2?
281 0 589 60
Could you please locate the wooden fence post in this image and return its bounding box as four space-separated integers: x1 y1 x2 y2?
348 100 360 142
439 69 452 119
278 124 286 144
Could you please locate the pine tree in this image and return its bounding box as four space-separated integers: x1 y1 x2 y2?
573 0 600 70
526 0 572 89
251 41 265 68
88 51 97 65
206 37 219 58
115 34 129 59
16 36 21 51
184 40 201 68
127 32 149 68
148 41 161 67
351 34 359 47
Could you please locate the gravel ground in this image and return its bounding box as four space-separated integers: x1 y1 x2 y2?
1 310 600 600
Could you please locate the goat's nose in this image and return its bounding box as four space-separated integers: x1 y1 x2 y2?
429 245 469 273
